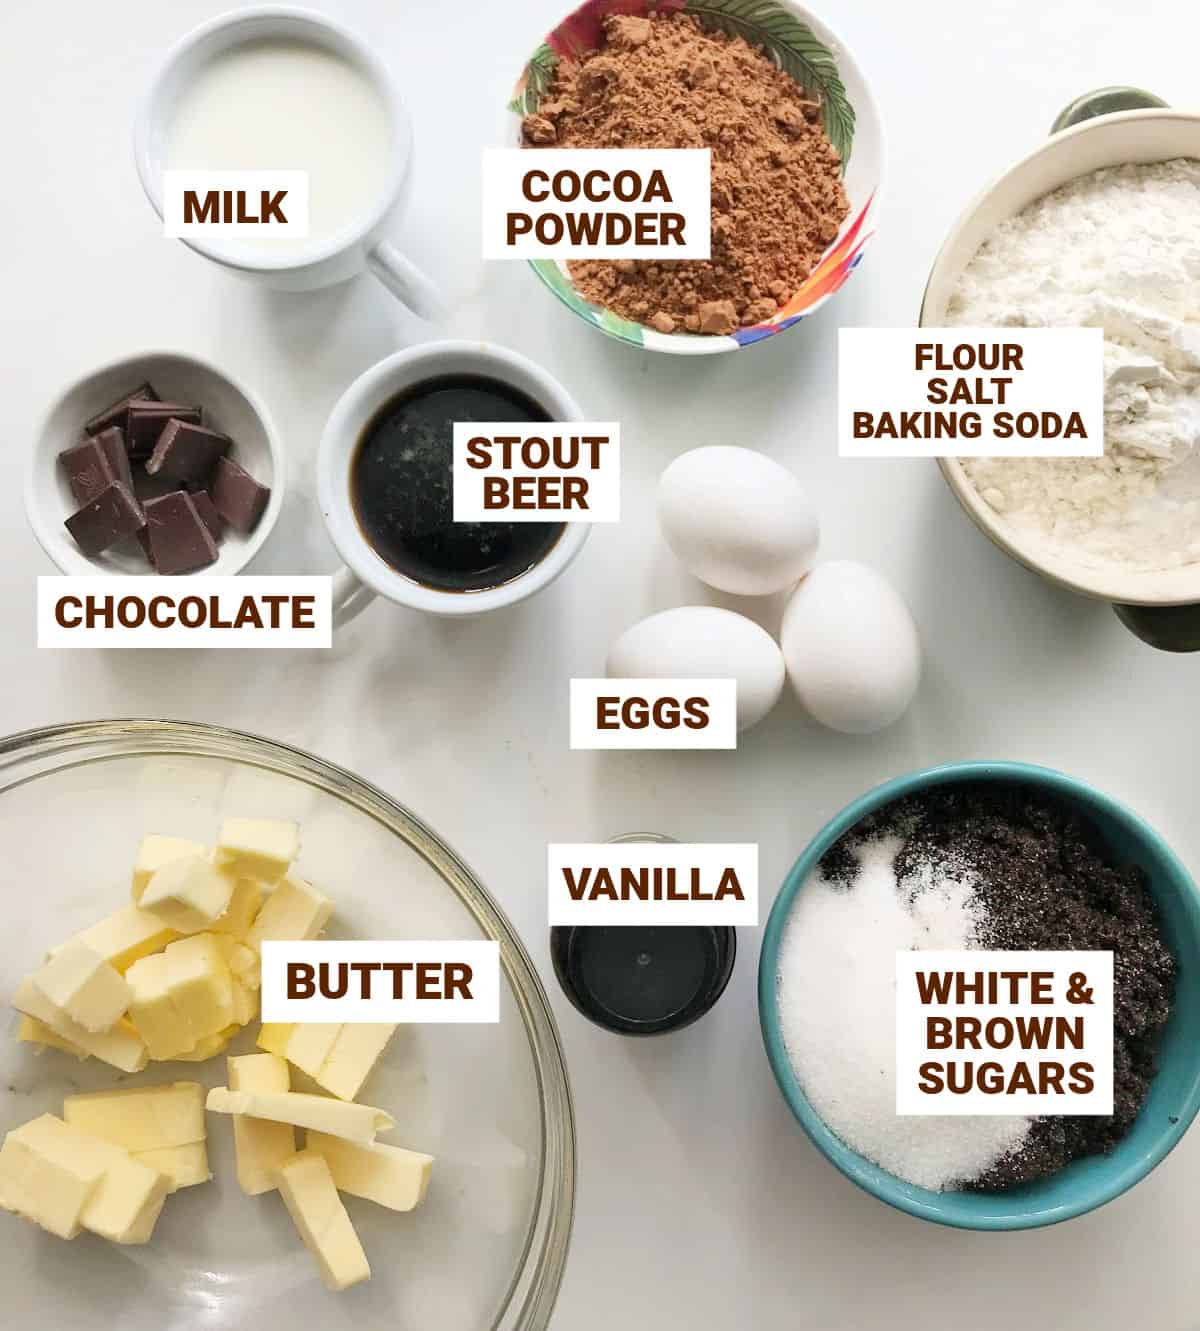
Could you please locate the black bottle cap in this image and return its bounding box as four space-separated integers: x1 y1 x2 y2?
551 923 736 1036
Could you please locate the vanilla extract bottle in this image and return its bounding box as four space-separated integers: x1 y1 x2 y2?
550 834 736 1036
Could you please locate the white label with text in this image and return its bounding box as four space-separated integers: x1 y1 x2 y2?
481 148 711 259
548 842 758 926
569 678 737 750
261 940 500 1023
453 422 620 522
895 950 1113 1115
38 576 332 648
839 327 1104 458
163 170 310 239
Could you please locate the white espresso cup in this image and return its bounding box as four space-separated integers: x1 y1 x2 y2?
318 342 591 624
133 5 438 315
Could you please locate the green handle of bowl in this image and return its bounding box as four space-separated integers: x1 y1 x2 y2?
1049 87 1200 652
1112 604 1200 653
1051 86 1168 133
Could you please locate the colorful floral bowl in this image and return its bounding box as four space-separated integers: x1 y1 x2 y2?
508 0 882 354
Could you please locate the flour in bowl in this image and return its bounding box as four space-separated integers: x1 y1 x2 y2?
948 159 1200 571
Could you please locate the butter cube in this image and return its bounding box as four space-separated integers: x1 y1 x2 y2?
206 1087 393 1145
228 1053 295 1195
165 933 234 1038
0 1115 168 1244
64 1083 209 1193
0 1115 105 1238
275 1151 370 1291
306 1131 433 1212
63 1083 206 1153
253 1023 395 1099
245 873 332 953
231 977 258 1027
74 905 179 973
16 1013 89 1060
141 855 234 933
282 1023 342 1079
218 936 261 991
256 1023 294 1057
135 1143 211 1192
12 977 147 1073
132 835 206 900
214 818 299 885
315 1024 397 1102
126 953 197 1060
211 877 264 939
170 1025 238 1062
32 939 131 1034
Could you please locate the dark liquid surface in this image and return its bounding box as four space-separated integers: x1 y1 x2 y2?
574 926 714 1024
351 375 564 592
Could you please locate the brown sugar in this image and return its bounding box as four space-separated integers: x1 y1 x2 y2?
521 12 850 336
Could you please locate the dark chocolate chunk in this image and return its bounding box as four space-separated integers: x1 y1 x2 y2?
136 526 155 567
189 490 224 542
125 403 202 458
59 437 116 506
143 491 219 574
210 455 270 533
145 418 231 487
64 482 145 555
84 382 159 436
93 425 135 492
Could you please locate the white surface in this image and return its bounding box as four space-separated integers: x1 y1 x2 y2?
1 1 1199 1327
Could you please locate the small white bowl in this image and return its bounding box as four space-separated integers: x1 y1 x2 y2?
26 351 284 577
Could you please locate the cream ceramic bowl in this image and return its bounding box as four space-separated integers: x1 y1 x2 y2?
923 89 1200 651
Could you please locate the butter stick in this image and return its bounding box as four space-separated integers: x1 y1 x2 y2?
228 1054 295 1196
206 1087 392 1146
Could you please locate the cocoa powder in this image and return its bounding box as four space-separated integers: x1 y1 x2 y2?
521 12 850 335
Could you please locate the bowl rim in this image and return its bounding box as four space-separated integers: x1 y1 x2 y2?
921 106 1200 606
0 718 576 1330
509 0 885 355
757 758 1200 1230
132 4 413 274
24 349 285 578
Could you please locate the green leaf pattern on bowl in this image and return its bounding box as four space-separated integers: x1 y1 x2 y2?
681 0 855 167
508 42 560 115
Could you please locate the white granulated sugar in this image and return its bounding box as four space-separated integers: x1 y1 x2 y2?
776 835 1030 1191
948 159 1200 571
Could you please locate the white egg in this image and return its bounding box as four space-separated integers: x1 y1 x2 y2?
780 561 922 734
606 606 785 732
657 446 819 596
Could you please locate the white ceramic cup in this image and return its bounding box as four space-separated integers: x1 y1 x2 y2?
133 5 438 315
318 342 591 624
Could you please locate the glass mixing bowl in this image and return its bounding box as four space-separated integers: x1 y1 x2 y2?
0 719 574 1330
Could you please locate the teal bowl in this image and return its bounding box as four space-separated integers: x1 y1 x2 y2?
758 761 1200 1229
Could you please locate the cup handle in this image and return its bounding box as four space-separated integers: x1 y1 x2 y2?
1112 603 1200 653
332 566 377 628
366 242 442 319
1050 86 1167 134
